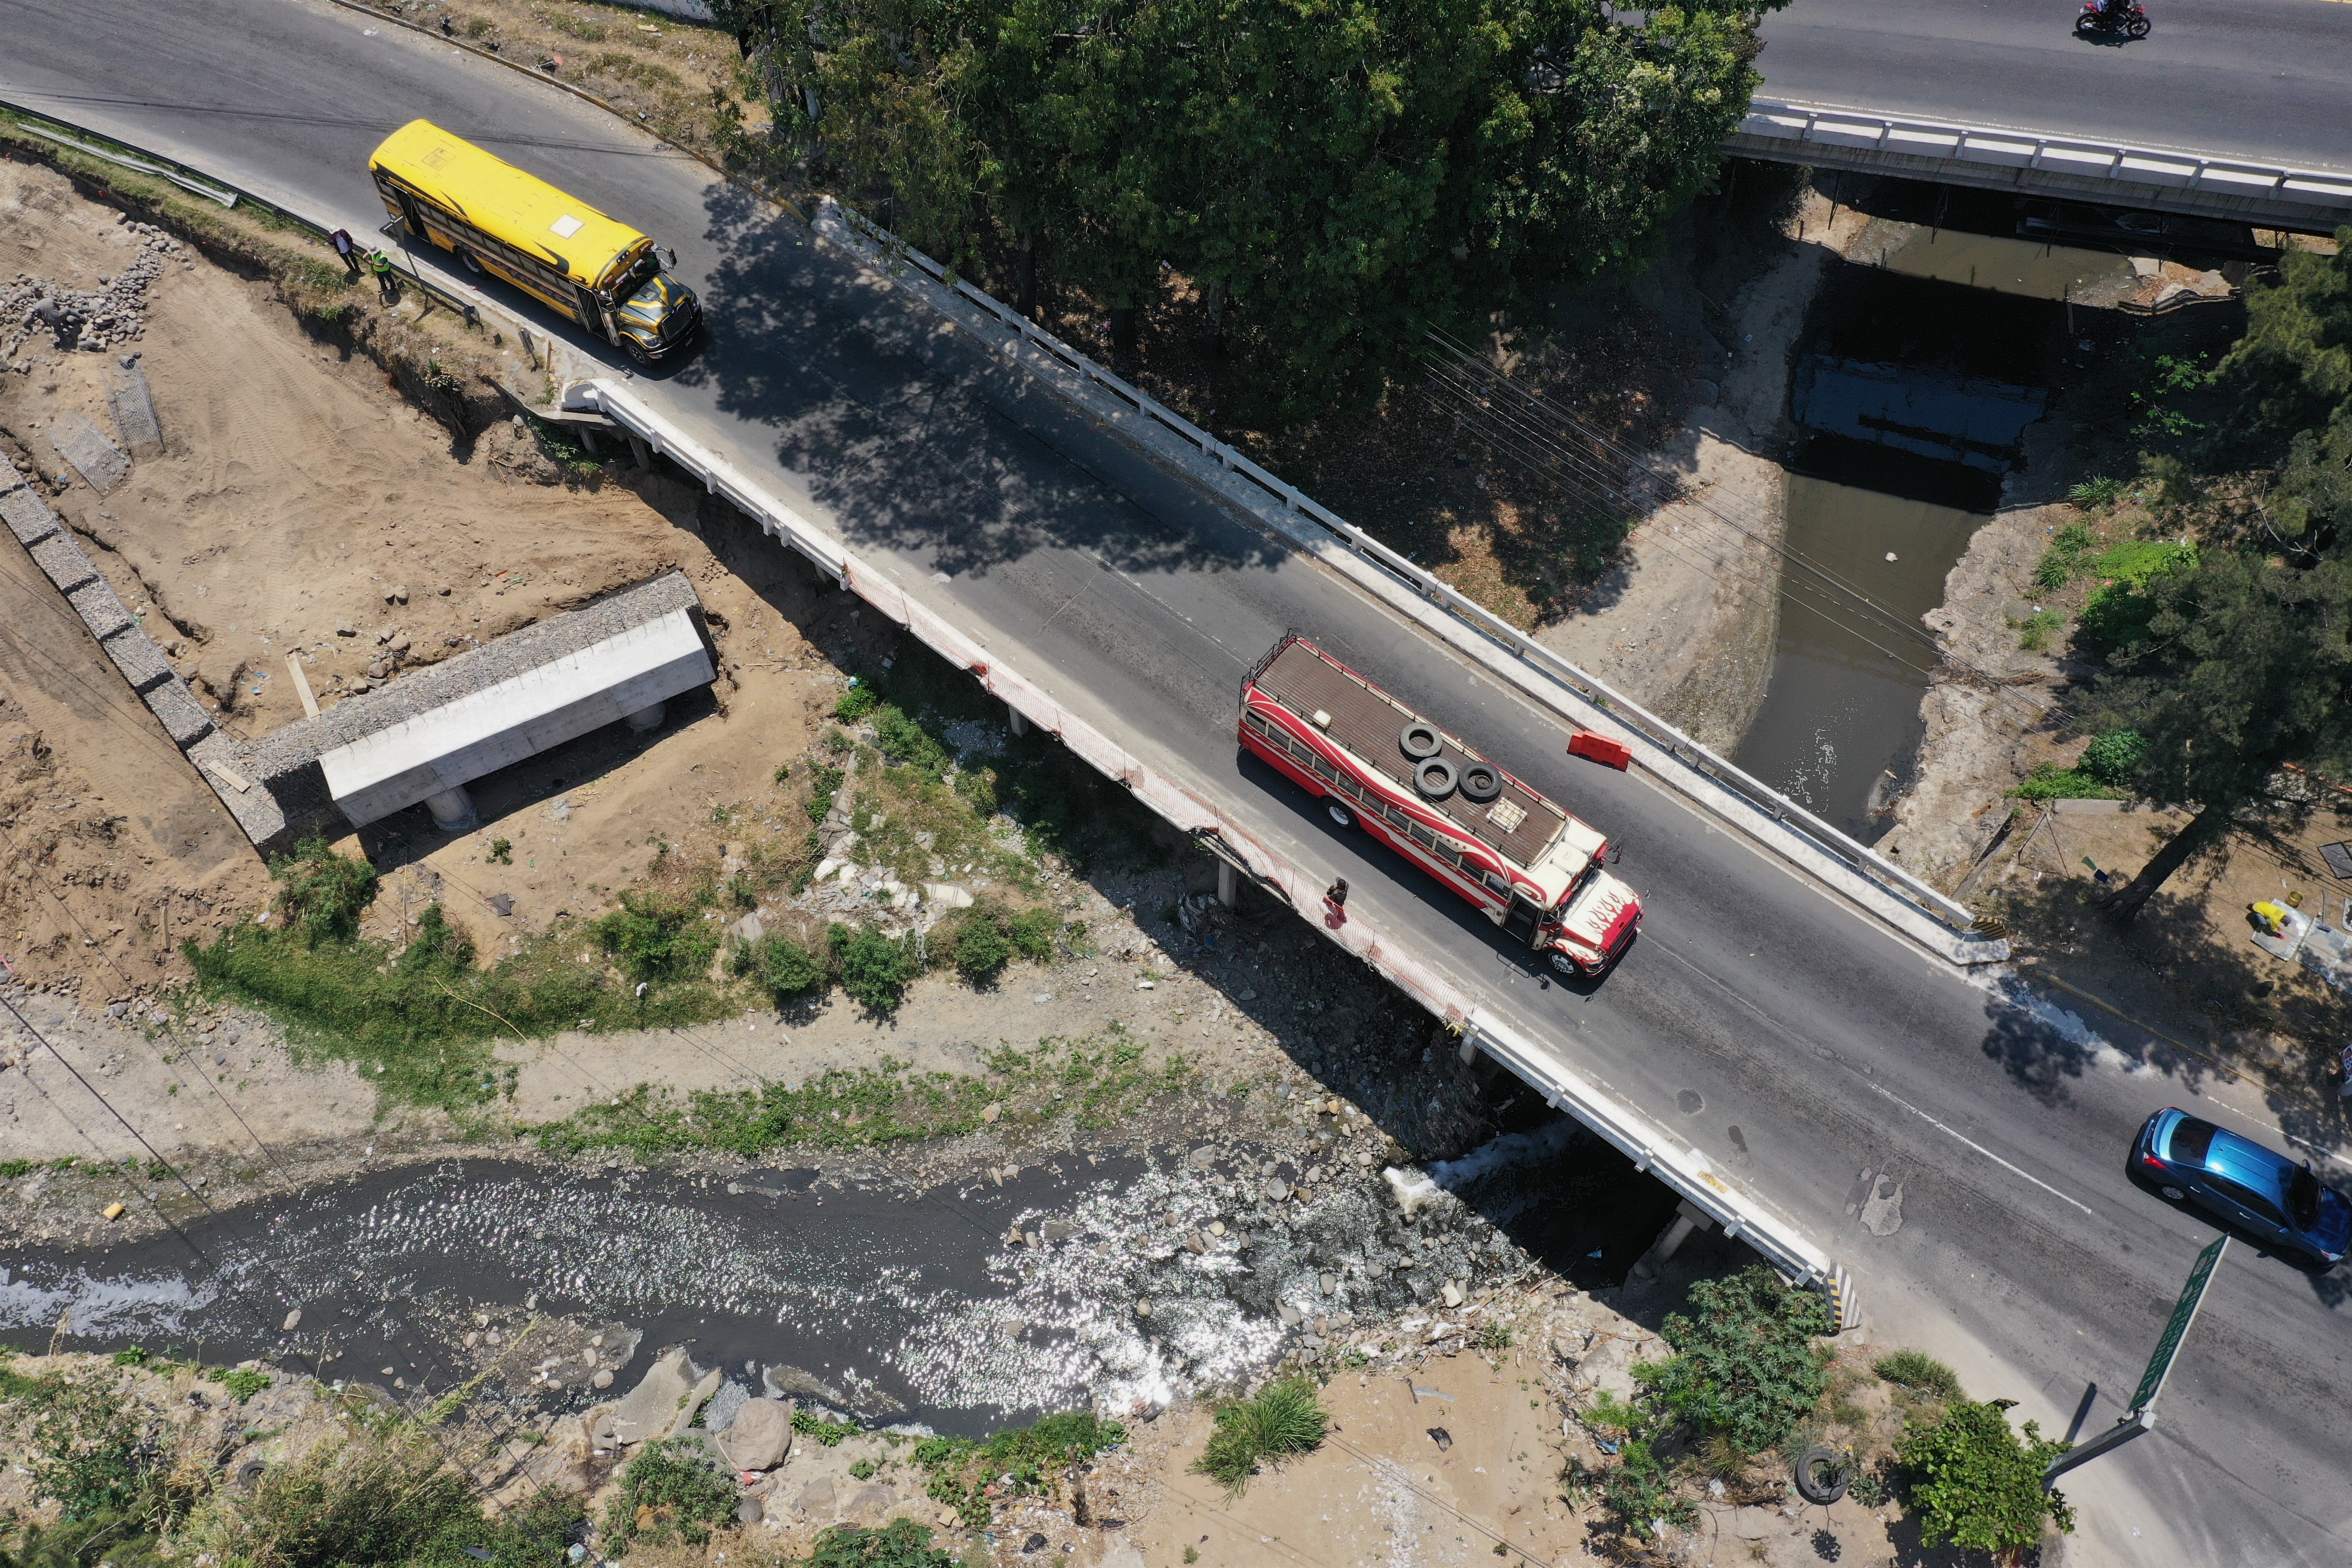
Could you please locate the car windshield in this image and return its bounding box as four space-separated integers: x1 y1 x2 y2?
2168 1116 2218 1167
2289 1164 2323 1230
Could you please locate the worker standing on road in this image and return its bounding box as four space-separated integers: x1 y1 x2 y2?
331 228 361 277
367 248 398 303
1323 877 1349 923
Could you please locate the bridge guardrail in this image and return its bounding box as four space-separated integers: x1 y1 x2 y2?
574 375 1835 1294
827 203 1986 941
1738 99 2352 214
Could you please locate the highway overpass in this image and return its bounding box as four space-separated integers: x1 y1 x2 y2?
5 2 2349 1561
1751 0 2352 229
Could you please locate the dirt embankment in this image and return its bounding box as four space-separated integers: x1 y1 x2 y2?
1539 182 1883 752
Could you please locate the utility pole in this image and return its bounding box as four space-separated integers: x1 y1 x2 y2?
2045 1234 2228 1488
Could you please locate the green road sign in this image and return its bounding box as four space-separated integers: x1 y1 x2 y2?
2132 1234 2228 1414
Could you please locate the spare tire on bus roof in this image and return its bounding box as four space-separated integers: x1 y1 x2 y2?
1459 763 1502 803
1415 758 1458 799
1400 721 1441 760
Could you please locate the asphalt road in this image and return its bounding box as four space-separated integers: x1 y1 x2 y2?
6 1 2349 1559
1758 0 2352 172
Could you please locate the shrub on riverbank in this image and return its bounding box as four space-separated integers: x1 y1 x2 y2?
1192 1378 1328 1497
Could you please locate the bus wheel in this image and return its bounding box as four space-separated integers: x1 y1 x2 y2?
1548 950 1583 977
456 248 483 274
623 337 653 367
1326 803 1355 829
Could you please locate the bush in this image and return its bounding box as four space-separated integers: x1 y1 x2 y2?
1193 1378 1327 1497
1007 907 1060 960
2067 475 2125 508
1637 1265 1833 1455
599 1438 739 1555
1593 1439 1699 1543
952 916 1014 984
874 704 952 781
835 682 882 723
2077 582 2159 650
1873 1349 1963 1402
596 892 720 984
2080 730 2144 789
1895 1399 2074 1559
2013 762 2125 802
832 922 914 1012
268 838 378 945
737 932 827 999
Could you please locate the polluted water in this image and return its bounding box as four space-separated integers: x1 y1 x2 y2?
0 1124 1638 1432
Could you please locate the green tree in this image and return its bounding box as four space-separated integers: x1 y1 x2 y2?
2092 549 2352 923
1635 1264 1832 1453
1894 1399 2074 1565
752 0 1780 417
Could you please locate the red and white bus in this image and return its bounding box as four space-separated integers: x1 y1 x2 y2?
1238 635 1641 976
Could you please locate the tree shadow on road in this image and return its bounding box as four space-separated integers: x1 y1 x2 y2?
674 180 1284 584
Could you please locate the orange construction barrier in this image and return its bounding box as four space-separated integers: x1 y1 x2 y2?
1568 731 1632 771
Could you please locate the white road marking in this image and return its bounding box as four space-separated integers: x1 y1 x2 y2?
1861 1079 2095 1216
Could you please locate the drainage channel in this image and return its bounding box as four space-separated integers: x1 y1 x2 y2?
1730 178 2239 837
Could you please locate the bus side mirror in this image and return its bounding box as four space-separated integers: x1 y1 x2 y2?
658 245 678 267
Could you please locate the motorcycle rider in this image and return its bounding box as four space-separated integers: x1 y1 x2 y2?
2098 0 2136 23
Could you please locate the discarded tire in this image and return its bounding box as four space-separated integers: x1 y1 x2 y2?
1459 763 1502 803
1415 758 1458 799
236 1457 267 1490
1400 721 1442 760
1794 1446 1851 1505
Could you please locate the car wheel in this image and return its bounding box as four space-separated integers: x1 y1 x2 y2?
1327 803 1354 829
2160 1185 2186 1201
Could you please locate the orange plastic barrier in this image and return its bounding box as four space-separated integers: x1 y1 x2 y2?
1568 731 1632 771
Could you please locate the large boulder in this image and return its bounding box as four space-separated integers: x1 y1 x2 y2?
591 1348 711 1447
718 1397 796 1471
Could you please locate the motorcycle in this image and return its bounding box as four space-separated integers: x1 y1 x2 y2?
2076 0 2151 40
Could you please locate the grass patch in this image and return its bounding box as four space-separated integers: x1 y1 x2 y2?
794 1522 956 1568
1192 1378 1327 1498
1873 1349 1963 1403
2033 521 2097 591
189 844 739 1114
533 1030 1186 1158
2015 608 2066 652
793 1409 860 1447
913 1410 1124 1528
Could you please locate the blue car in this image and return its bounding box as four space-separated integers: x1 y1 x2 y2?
2132 1107 2351 1270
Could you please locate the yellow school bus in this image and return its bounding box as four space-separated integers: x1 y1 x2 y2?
366 119 701 364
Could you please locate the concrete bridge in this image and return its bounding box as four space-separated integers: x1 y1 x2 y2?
1751 0 2352 231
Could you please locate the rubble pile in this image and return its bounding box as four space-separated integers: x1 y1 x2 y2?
4 219 180 361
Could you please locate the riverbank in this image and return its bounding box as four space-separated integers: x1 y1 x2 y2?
1540 182 1885 753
